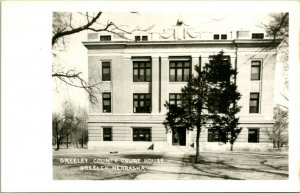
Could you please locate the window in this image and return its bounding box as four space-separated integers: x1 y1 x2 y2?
221 34 227 40
102 62 111 81
169 61 190 82
251 61 261 80
100 35 111 41
133 61 151 82
103 93 111 113
133 94 151 113
207 129 225 142
214 34 227 40
134 36 148 41
252 33 264 39
103 128 112 141
135 36 141 41
249 93 259 113
248 128 259 143
142 36 148 41
133 128 151 141
169 93 182 107
213 34 220 40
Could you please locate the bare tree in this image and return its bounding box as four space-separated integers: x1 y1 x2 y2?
52 12 150 104
52 112 64 150
261 13 289 149
267 105 288 149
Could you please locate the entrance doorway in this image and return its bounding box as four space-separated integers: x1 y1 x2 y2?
172 127 186 146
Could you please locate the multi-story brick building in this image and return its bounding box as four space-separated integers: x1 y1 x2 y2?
83 22 279 151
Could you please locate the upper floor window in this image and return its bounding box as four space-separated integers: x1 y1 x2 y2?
214 34 227 40
133 93 151 113
134 35 148 41
251 61 261 80
142 36 148 41
133 61 151 82
135 36 141 41
169 60 191 82
249 93 259 113
221 34 227 40
103 93 111 113
169 93 182 107
102 62 111 81
252 33 264 39
213 34 220 40
248 128 259 143
100 35 111 41
103 127 112 141
133 128 151 141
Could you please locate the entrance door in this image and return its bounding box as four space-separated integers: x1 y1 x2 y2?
172 127 186 146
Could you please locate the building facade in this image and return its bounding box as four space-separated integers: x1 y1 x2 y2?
83 23 278 151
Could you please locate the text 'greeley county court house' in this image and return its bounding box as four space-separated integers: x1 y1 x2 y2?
83 21 279 151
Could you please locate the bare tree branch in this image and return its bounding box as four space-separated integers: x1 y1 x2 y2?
52 12 154 105
52 12 102 45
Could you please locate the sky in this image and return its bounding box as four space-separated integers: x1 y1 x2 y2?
52 12 286 113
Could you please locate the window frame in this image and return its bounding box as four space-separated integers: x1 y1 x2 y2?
133 93 151 113
132 128 151 141
169 59 191 82
135 36 141 41
251 60 261 81
103 127 112 141
142 36 148 41
248 128 260 143
169 93 182 107
251 33 264 39
133 61 151 82
213 34 220 40
100 35 112 41
102 92 111 113
207 129 225 142
249 92 260 113
102 61 111 81
221 34 227 40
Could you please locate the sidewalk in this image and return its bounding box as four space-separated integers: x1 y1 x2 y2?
135 152 186 180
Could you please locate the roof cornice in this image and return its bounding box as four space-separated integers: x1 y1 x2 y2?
82 39 281 50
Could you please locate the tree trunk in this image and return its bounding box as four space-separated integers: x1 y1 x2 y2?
66 135 69 149
55 122 60 150
195 125 201 163
230 143 233 151
81 131 84 148
56 135 60 150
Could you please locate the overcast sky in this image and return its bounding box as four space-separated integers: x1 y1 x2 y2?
52 12 283 113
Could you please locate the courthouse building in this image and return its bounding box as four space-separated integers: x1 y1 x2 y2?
83 21 279 151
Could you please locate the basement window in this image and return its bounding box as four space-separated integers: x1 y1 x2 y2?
133 128 151 141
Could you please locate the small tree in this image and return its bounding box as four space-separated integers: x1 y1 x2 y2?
206 52 242 151
164 63 209 163
269 105 288 148
61 101 76 149
52 113 64 150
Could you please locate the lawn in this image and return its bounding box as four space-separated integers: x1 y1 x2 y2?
53 149 288 180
